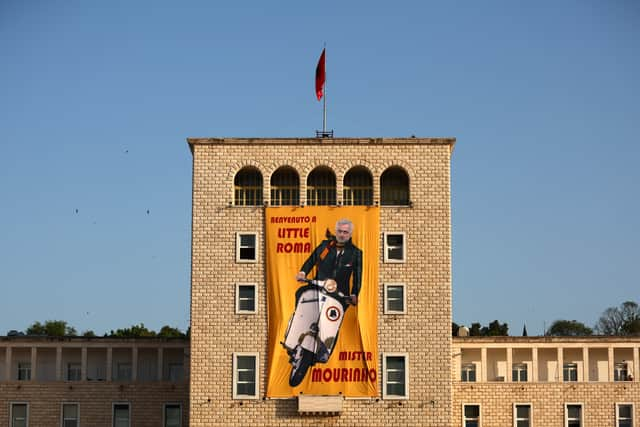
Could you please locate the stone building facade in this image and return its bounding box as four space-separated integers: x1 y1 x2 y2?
0 336 189 426
187 137 455 426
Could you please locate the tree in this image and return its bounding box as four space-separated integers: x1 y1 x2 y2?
157 325 186 338
452 322 460 337
467 321 509 336
109 323 156 338
546 320 593 336
481 320 509 336
82 330 96 337
26 320 77 337
595 301 640 336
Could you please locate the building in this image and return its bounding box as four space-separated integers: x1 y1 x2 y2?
186 136 639 427
0 336 189 426
187 137 454 426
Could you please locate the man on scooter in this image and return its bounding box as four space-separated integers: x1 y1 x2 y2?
296 218 362 308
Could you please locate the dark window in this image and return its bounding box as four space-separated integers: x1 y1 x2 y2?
234 167 263 206
306 167 336 205
381 166 409 205
164 404 181 427
237 284 256 313
343 166 373 206
270 167 299 206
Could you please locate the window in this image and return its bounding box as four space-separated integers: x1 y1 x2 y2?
236 283 257 314
306 166 336 206
381 166 409 206
461 363 476 382
233 353 258 399
512 363 528 382
61 403 79 427
234 167 263 206
514 404 531 427
236 232 258 262
113 403 130 427
384 283 406 314
565 404 582 427
270 166 299 206
116 363 131 381
168 363 184 382
617 403 634 427
382 353 408 399
67 363 81 381
615 362 629 382
343 166 373 206
18 362 31 381
463 404 481 427
11 403 28 427
384 232 405 262
163 404 181 427
563 363 578 382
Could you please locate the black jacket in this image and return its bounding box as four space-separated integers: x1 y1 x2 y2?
300 238 363 297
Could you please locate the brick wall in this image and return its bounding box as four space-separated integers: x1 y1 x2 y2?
188 138 454 426
453 382 639 427
0 382 188 426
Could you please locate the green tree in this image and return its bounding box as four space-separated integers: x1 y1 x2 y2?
481 320 509 336
547 320 593 336
82 330 96 337
26 320 77 337
452 322 460 337
595 301 640 336
109 323 156 338
157 325 185 338
469 322 482 336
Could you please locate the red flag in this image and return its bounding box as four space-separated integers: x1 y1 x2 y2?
315 48 326 101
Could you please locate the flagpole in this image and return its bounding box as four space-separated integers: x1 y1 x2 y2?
322 43 326 134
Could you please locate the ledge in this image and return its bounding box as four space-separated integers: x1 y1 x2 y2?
298 394 343 415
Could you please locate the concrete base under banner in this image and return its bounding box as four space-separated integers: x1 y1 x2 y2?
297 395 343 415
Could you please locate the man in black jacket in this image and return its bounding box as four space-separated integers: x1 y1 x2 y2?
296 218 363 307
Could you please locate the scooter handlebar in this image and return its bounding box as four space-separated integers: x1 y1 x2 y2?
296 278 352 305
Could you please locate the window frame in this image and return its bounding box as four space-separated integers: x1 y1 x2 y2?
565 403 583 427
513 403 532 427
462 403 481 427
383 232 406 263
235 283 257 314
614 362 629 382
67 362 82 381
61 402 80 427
382 352 409 400
163 403 182 427
17 362 31 381
270 166 300 206
461 363 477 382
112 402 131 427
380 166 410 206
233 167 263 206
236 232 258 263
512 363 528 382
563 363 578 382
232 352 259 400
383 283 407 314
616 403 634 427
10 402 29 427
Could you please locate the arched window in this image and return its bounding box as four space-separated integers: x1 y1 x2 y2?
270 166 299 206
234 167 263 206
306 166 336 206
381 166 409 206
343 166 373 206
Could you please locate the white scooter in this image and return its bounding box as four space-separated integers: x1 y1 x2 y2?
282 278 352 387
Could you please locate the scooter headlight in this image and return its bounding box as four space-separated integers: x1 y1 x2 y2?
324 279 337 293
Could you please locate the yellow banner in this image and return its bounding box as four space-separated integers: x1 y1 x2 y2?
266 206 379 397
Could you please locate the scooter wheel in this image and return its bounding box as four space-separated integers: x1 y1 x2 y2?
289 348 314 387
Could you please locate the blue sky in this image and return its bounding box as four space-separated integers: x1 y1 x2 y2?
1 1 638 336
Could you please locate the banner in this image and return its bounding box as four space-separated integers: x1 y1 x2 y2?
266 206 379 397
